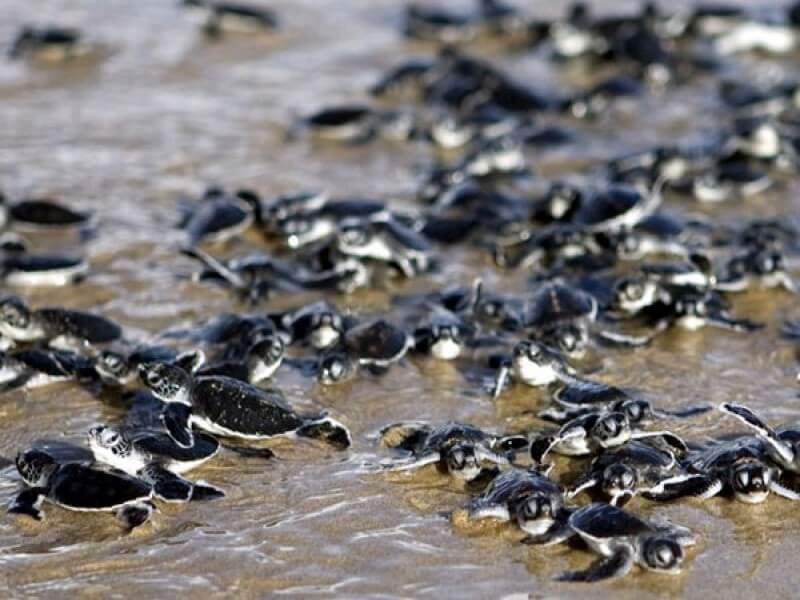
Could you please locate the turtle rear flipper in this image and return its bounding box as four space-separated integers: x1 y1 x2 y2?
161 403 194 449
140 464 192 502
555 545 635 582
0 373 33 393
190 481 226 501
643 474 722 501
116 501 154 530
296 415 352 449
8 488 45 520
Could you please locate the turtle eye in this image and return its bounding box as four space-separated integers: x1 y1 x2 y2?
101 429 119 446
522 495 551 520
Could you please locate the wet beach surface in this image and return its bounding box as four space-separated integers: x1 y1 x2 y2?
1 0 800 598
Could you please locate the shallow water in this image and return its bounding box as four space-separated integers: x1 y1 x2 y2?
1 1 800 598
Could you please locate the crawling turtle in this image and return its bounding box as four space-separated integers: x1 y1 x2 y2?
549 503 696 582
640 288 762 333
380 422 525 481
716 247 796 293
139 362 351 450
567 441 688 506
492 339 582 399
0 193 92 231
276 301 354 350
178 187 261 247
412 308 474 360
341 318 412 370
8 26 91 61
9 448 155 530
647 434 784 503
530 410 687 462
94 346 204 388
183 0 278 37
1 252 88 288
0 348 96 392
0 296 123 349
87 425 224 502
196 335 285 384
465 467 570 539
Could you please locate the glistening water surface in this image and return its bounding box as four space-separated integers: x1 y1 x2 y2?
1 1 799 598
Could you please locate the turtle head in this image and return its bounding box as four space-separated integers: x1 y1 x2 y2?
138 362 192 405
591 412 632 448
614 276 654 313
318 353 354 385
640 535 684 573
731 458 771 504
310 312 343 349
615 398 654 425
511 492 561 535
15 449 57 487
552 324 588 358
247 335 285 383
87 425 132 464
444 444 481 481
429 323 463 360
601 463 638 499
94 351 131 384
0 296 31 331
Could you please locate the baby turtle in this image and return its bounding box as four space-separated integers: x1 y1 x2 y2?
412 308 474 361
716 247 796 293
466 467 571 539
179 187 261 247
183 1 278 37
10 448 155 530
341 318 412 371
641 288 762 333
380 422 524 481
0 348 95 392
87 425 224 502
139 362 351 449
550 503 695 582
0 194 92 231
567 441 686 506
0 296 123 349
8 26 90 61
94 346 204 388
196 335 285 384
649 434 782 503
530 410 688 462
1 252 88 288
492 340 582 399
720 403 800 496
276 301 355 350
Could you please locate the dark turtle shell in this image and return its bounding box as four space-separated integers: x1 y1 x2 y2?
569 503 653 539
526 282 596 328
343 319 410 364
48 463 151 509
590 441 674 473
688 436 766 475
307 106 372 128
420 423 491 455
30 440 94 465
192 376 305 436
572 185 649 229
16 349 93 377
9 200 90 227
479 468 562 506
555 380 631 407
37 308 122 344
132 430 219 462
184 197 251 245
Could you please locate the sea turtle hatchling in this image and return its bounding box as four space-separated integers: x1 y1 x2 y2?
138 362 352 450
567 441 691 506
380 422 527 482
0 296 123 349
465 467 571 539
491 339 583 399
545 503 696 582
0 348 96 392
87 425 225 502
9 448 155 530
529 410 688 463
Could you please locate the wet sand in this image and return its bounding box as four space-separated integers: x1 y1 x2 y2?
1 1 800 598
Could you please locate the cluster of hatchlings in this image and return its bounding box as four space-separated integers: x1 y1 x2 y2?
5 0 800 586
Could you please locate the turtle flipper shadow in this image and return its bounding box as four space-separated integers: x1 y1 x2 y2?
8 488 45 520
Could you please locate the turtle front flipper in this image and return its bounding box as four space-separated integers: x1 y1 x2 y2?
643 474 722 501
720 403 794 464
222 444 275 460
381 452 440 472
555 545 635 582
161 403 194 449
770 472 800 500
594 328 652 348
8 487 46 520
116 501 155 530
140 464 192 502
379 421 431 451
706 313 763 332
522 511 574 546
190 481 226 501
296 415 352 449
566 474 598 499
